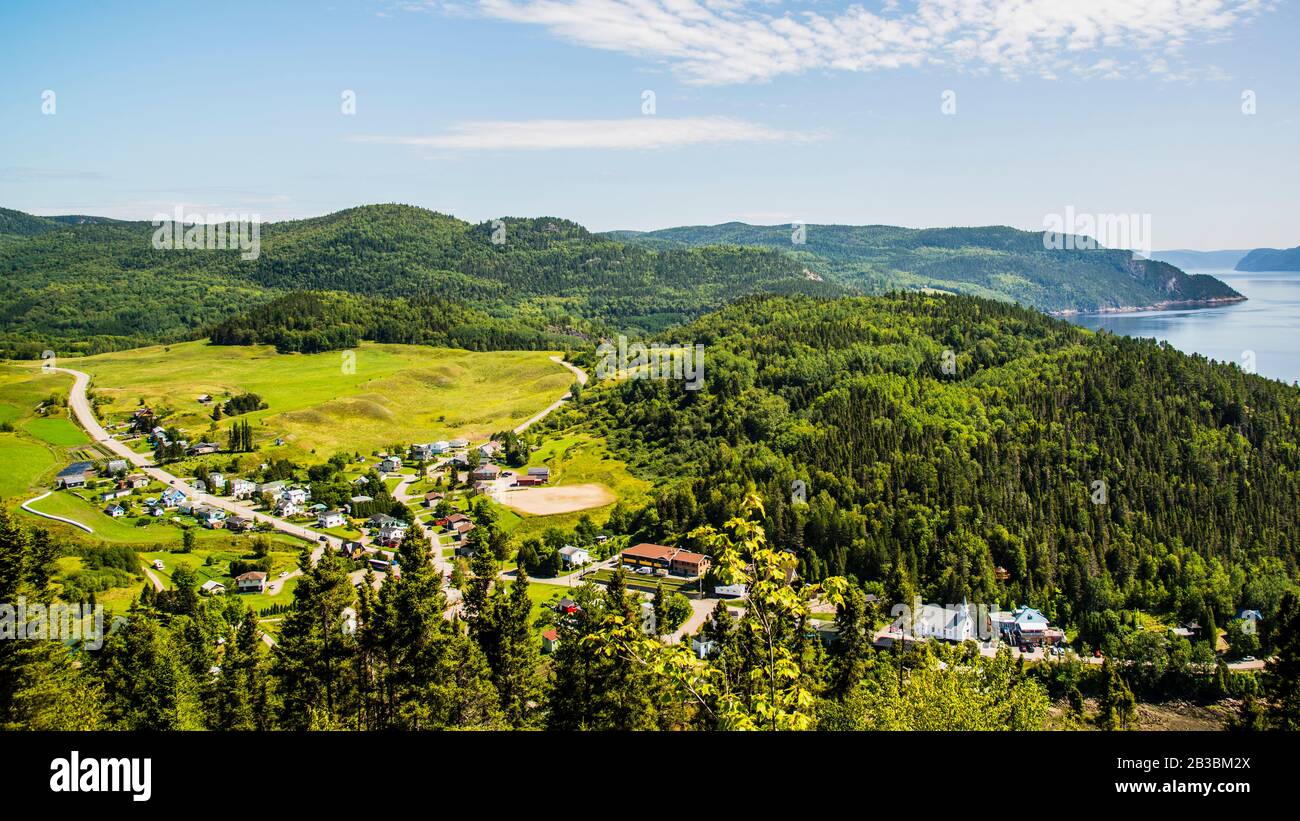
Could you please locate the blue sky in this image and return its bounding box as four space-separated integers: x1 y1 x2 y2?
1 0 1296 248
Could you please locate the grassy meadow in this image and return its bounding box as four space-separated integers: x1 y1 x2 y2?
0 364 84 501
18 340 575 460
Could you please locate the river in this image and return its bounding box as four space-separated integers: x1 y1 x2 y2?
1064 270 1300 386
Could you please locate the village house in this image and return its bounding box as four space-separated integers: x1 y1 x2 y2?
558 545 591 567
448 438 469 449
281 487 309 506
207 473 226 491
104 504 125 518
125 474 149 489
226 516 252 532
541 628 560 654
276 499 303 517
235 571 267 593
423 491 444 507
990 605 1063 648
477 442 502 459
526 466 550 483
189 441 220 456
410 443 436 461
379 521 408 546
160 488 185 508
368 513 400 528
258 480 287 496
55 461 95 489
338 541 365 559
230 478 256 498
317 509 346 529
380 456 402 473
470 464 500 482
195 506 227 529
200 580 226 595
620 542 711 578
192 480 207 493
100 487 131 502
106 459 128 475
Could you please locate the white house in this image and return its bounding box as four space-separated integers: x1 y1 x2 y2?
317 509 346 529
235 571 266 593
106 459 128 475
379 522 408 546
200 580 226 595
380 456 402 473
281 487 309 506
558 545 591 567
208 472 226 491
276 500 303 517
230 479 256 498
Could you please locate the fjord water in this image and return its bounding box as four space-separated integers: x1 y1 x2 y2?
1064 270 1300 386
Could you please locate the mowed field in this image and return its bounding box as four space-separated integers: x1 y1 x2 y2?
25 341 575 457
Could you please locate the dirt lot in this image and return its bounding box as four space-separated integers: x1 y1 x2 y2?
499 483 615 515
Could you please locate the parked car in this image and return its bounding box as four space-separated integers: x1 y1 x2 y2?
636 566 652 575
654 568 669 577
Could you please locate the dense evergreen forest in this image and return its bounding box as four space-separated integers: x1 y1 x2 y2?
550 293 1300 647
611 222 1243 312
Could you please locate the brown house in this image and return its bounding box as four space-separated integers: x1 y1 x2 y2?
620 543 711 578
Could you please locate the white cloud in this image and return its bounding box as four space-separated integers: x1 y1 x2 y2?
419 0 1270 85
348 116 823 150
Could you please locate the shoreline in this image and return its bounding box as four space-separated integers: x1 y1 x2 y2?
1049 295 1248 318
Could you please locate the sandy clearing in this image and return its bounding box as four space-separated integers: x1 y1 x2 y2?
499 483 615 515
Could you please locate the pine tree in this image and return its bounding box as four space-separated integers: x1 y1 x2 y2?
1264 592 1300 730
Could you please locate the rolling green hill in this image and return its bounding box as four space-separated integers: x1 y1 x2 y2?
567 291 1300 634
0 204 838 358
609 222 1244 313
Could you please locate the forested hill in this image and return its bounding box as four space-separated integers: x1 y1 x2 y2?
559 293 1300 640
0 204 838 358
609 222 1243 313
1236 245 1300 271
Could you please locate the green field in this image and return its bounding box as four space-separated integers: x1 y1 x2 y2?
0 433 56 500
23 341 574 460
22 415 89 446
0 365 80 501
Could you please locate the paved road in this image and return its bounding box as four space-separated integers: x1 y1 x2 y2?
512 356 589 434
55 366 339 567
21 491 95 533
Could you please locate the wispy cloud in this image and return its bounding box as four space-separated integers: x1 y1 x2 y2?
411 0 1271 85
348 116 824 150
